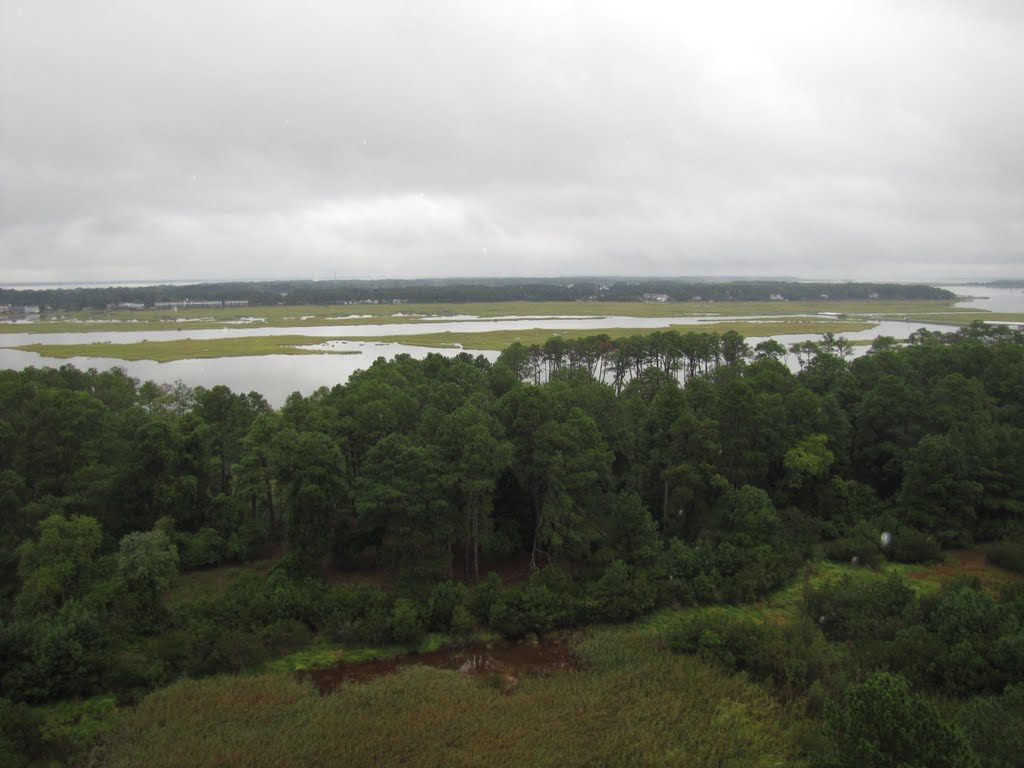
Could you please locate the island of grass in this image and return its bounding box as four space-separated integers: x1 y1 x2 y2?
0 298 976 334
14 319 877 361
14 335 362 363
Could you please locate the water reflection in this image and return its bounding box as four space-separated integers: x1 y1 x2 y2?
2 285 1021 407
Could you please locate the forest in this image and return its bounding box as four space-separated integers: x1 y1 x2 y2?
1 278 954 311
1 320 1023 766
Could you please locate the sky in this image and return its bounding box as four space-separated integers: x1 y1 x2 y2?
1 0 1022 284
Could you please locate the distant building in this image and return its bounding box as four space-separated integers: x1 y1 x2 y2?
868 292 880 299
642 293 670 303
153 299 249 310
108 302 145 311
769 294 785 301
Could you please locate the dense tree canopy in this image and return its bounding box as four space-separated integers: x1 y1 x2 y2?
1 320 1023 766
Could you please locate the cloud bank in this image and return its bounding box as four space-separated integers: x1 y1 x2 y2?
2 0 1022 282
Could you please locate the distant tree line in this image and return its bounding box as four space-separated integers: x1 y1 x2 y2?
0 279 954 311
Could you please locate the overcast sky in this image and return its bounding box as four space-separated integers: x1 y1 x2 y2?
1 1 1022 284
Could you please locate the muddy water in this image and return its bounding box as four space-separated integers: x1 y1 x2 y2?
302 636 579 694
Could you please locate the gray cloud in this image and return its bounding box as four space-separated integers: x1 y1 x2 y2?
1 0 1022 283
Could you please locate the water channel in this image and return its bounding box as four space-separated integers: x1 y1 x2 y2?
1 285 1020 406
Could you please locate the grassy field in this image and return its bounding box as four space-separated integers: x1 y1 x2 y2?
15 335 362 363
100 633 809 768
875 311 1024 326
93 549 1022 767
15 319 877 361
162 557 279 608
2 298 966 334
330 319 876 351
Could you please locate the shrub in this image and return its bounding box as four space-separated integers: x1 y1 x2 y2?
177 529 227 570
465 572 503 623
824 672 977 768
656 539 720 605
986 541 1024 574
388 598 424 645
426 580 469 632
488 579 573 638
955 683 1024 768
803 571 916 642
666 613 829 692
888 527 942 564
584 560 656 623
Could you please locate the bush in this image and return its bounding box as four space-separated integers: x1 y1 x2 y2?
258 619 313 655
0 697 50 768
426 581 469 631
388 599 424 645
824 672 977 768
177 528 227 569
656 539 720 605
888 527 942 564
823 537 883 568
488 579 573 638
465 572 503 623
803 571 916 643
584 560 656 623
986 541 1024 574
955 683 1024 768
666 613 830 692
0 600 109 703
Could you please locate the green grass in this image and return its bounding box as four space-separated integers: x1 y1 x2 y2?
14 320 875 360
262 633 457 673
102 632 809 768
630 551 1022 638
16 336 362 363
874 311 1024 326
339 319 876 350
100 548 1022 767
162 558 277 607
36 693 120 753
4 298 963 334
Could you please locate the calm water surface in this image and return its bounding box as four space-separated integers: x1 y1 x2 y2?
2 285 1020 406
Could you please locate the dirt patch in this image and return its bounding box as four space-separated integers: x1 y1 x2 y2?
906 548 1022 590
906 549 984 580
300 634 579 695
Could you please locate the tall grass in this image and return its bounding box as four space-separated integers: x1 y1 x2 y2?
103 632 808 768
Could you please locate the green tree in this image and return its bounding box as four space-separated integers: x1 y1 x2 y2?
117 529 179 593
826 672 978 768
353 434 455 580
15 515 102 617
437 403 512 580
900 434 982 544
527 409 613 568
274 430 347 573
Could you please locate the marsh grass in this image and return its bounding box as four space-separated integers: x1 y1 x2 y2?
5 298 963 335
337 319 876 351
16 336 362 362
162 558 277 607
15 320 874 360
102 550 1018 767
874 312 1024 326
102 633 809 768
262 633 453 673
37 694 119 753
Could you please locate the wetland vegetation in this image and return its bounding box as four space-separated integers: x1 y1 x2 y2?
1 317 1023 766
